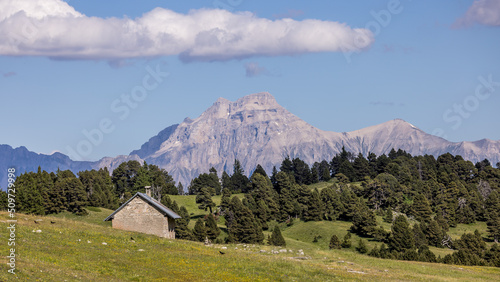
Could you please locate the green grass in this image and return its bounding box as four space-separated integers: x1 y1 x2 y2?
2 210 499 281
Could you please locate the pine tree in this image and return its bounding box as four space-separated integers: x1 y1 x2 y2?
220 188 232 212
383 208 393 223
329 234 341 249
177 182 184 195
253 164 268 178
413 223 428 250
485 191 500 242
269 226 286 247
341 232 352 248
227 196 263 244
196 187 216 213
426 219 444 247
231 159 249 193
174 206 193 240
389 215 415 252
304 188 323 221
205 214 221 241
356 238 368 254
320 186 341 221
412 194 433 223
350 203 377 237
193 218 207 242
16 173 45 215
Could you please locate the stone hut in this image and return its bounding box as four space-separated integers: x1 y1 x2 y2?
104 186 181 239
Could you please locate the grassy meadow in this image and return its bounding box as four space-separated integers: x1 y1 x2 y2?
1 201 500 281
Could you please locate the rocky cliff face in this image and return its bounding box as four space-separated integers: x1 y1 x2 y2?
128 92 500 186
1 92 499 189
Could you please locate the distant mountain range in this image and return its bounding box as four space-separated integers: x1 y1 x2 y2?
2 92 499 189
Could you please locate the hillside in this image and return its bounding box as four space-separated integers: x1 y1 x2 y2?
2 205 499 281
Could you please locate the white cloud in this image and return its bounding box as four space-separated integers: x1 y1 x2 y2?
454 0 500 27
0 0 374 62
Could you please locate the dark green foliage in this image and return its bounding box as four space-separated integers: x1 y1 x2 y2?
249 173 279 221
205 214 221 241
174 206 193 240
341 232 352 248
329 234 341 249
221 171 232 191
252 164 268 178
350 203 377 237
79 168 118 210
411 194 432 223
412 223 428 249
356 238 368 254
304 188 323 221
225 196 263 244
425 219 445 247
364 173 402 210
219 188 232 212
383 208 393 223
0 190 7 210
389 215 415 252
193 218 207 242
320 185 341 221
177 182 184 195
16 173 45 215
196 187 216 213
486 191 500 242
417 245 437 262
269 226 286 247
188 169 220 196
231 159 249 193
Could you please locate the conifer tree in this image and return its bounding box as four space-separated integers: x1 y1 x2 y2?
221 171 232 191
329 234 341 249
269 226 286 247
341 232 352 248
412 223 428 250
426 219 444 247
16 173 45 215
227 196 263 244
174 206 193 240
196 187 216 213
193 218 207 242
486 191 500 242
252 164 268 178
320 186 341 221
177 182 184 195
412 194 433 223
389 215 415 252
356 238 368 254
219 188 232 212
205 214 221 241
231 159 249 193
304 188 323 221
383 208 393 223
350 203 377 237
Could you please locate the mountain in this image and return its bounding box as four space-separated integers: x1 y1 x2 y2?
126 92 500 185
1 92 499 189
0 145 93 189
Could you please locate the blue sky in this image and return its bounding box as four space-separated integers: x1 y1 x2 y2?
1 0 499 161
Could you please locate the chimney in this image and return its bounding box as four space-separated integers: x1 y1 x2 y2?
145 186 151 197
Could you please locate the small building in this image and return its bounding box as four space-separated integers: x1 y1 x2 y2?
104 186 181 239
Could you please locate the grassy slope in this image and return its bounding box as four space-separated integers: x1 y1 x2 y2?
1 204 499 281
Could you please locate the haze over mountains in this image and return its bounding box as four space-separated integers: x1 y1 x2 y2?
2 92 499 189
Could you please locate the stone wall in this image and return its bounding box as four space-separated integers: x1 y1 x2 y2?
112 197 175 239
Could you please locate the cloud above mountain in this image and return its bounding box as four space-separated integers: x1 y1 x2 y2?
0 0 374 62
454 0 500 27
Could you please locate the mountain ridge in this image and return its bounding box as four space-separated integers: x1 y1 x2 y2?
1 92 499 188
